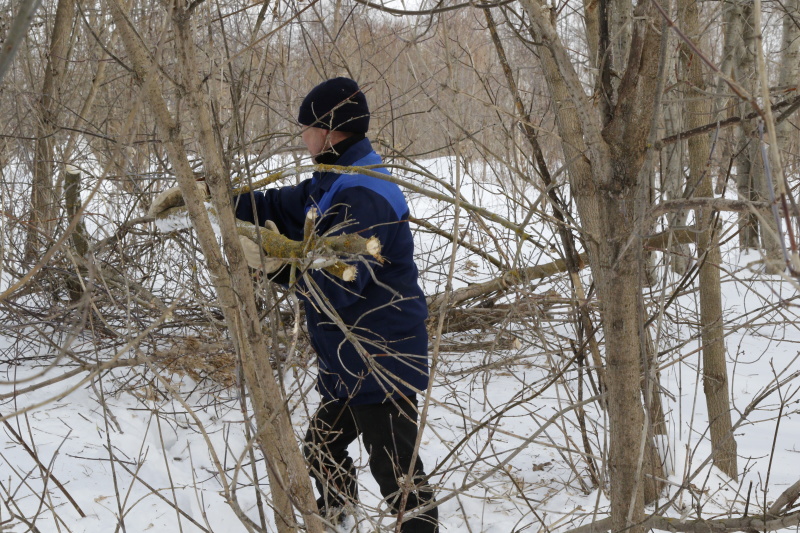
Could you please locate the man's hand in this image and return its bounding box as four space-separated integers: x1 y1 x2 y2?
147 182 209 218
239 220 284 273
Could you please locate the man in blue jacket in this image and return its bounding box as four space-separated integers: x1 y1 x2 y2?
235 77 438 532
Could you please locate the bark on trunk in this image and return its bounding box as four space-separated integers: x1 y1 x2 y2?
777 0 800 157
678 0 739 479
734 1 765 251
661 58 692 274
712 0 745 195
593 215 659 521
750 0 784 271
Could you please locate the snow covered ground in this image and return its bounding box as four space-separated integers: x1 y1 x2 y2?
1 157 798 532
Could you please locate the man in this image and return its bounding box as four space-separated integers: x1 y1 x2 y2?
235 77 438 532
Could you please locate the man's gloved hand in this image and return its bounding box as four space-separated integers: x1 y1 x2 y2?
239 220 284 273
148 181 209 218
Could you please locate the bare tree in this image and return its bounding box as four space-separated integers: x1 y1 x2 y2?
677 0 738 479
776 0 800 190
517 0 668 530
25 0 76 262
104 1 324 531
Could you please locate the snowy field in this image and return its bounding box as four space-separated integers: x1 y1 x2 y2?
0 156 798 532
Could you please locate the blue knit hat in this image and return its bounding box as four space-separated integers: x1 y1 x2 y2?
298 77 370 133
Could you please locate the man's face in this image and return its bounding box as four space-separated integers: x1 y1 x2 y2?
301 126 329 158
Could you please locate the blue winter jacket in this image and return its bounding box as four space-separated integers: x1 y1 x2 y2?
234 138 429 405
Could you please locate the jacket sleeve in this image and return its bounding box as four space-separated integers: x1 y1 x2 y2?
233 179 312 240
307 186 400 310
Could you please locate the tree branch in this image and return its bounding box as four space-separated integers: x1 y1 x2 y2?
0 0 44 84
655 94 800 149
238 163 542 244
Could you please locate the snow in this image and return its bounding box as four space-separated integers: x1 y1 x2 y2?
1 158 799 532
154 208 195 233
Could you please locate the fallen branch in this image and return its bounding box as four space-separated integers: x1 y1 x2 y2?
768 479 800 515
234 210 381 261
427 258 577 310
428 230 700 310
432 294 571 333
142 168 755 298
564 509 800 533
0 354 168 401
563 479 800 533
435 333 522 354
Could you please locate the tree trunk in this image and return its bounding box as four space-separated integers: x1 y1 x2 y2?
520 0 666 530
64 166 89 301
61 17 118 173
734 0 783 270
777 0 800 158
583 0 600 71
593 206 664 521
661 59 692 274
609 0 632 82
106 2 324 532
26 0 76 262
170 6 323 532
750 0 784 271
712 0 744 195
772 0 800 268
734 1 764 251
678 0 739 479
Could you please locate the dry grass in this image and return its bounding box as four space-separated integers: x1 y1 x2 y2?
156 336 238 389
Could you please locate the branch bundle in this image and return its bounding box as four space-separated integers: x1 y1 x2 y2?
155 204 382 282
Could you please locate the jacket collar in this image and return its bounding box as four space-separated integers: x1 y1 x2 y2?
314 133 365 165
313 137 375 191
